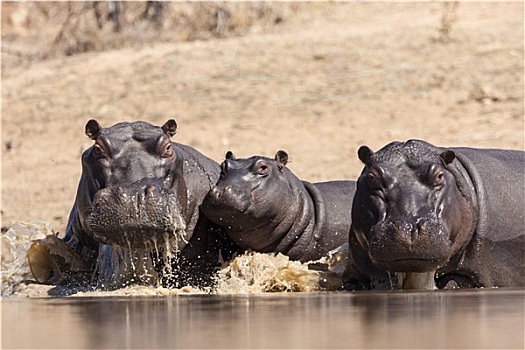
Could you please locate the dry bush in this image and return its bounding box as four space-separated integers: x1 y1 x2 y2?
2 1 300 65
437 1 459 43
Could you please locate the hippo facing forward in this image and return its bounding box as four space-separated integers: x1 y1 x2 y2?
28 119 239 289
201 151 356 263
344 139 525 290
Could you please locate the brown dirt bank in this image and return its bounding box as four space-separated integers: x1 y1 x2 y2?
2 2 523 238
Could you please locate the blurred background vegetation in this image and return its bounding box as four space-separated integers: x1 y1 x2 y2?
2 1 314 66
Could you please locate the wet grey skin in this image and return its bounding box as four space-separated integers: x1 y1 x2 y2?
61 119 240 288
344 139 525 290
201 150 357 263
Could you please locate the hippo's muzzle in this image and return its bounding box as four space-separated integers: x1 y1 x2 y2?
369 218 451 273
86 180 186 249
202 185 251 223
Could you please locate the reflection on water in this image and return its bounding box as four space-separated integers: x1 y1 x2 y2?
2 224 525 348
3 288 524 349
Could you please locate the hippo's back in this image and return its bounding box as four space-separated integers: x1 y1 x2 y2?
449 147 524 287
311 180 357 255
314 181 357 209
451 147 525 241
454 147 524 177
314 180 357 233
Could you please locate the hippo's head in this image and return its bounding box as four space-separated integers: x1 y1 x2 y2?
77 119 190 249
352 140 472 274
201 150 293 251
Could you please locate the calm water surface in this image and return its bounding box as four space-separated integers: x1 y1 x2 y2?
2 288 524 349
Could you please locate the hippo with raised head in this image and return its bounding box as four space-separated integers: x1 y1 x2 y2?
28 119 239 288
344 139 525 290
201 150 356 263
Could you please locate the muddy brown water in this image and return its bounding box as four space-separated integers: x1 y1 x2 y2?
2 288 524 349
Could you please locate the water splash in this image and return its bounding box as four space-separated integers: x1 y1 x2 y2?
2 222 348 297
214 251 321 294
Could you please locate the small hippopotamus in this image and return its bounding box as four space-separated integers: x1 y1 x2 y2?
344 139 525 290
201 150 356 263
29 119 239 289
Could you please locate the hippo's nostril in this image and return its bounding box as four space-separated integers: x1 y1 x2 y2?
94 190 107 203
417 219 428 232
209 187 221 199
145 185 156 196
391 221 404 233
390 220 419 245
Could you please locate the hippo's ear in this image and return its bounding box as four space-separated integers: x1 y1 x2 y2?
440 150 456 165
225 151 236 160
162 119 178 137
358 146 374 164
85 119 102 140
275 150 288 169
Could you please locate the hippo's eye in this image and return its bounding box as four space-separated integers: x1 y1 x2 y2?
367 170 383 190
161 143 173 158
92 137 113 160
428 164 445 187
155 135 174 158
93 143 107 159
257 163 269 175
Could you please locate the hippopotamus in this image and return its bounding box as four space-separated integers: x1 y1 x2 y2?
200 150 356 263
28 119 239 289
344 139 525 290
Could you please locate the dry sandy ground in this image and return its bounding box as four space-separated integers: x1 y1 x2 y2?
2 2 523 240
